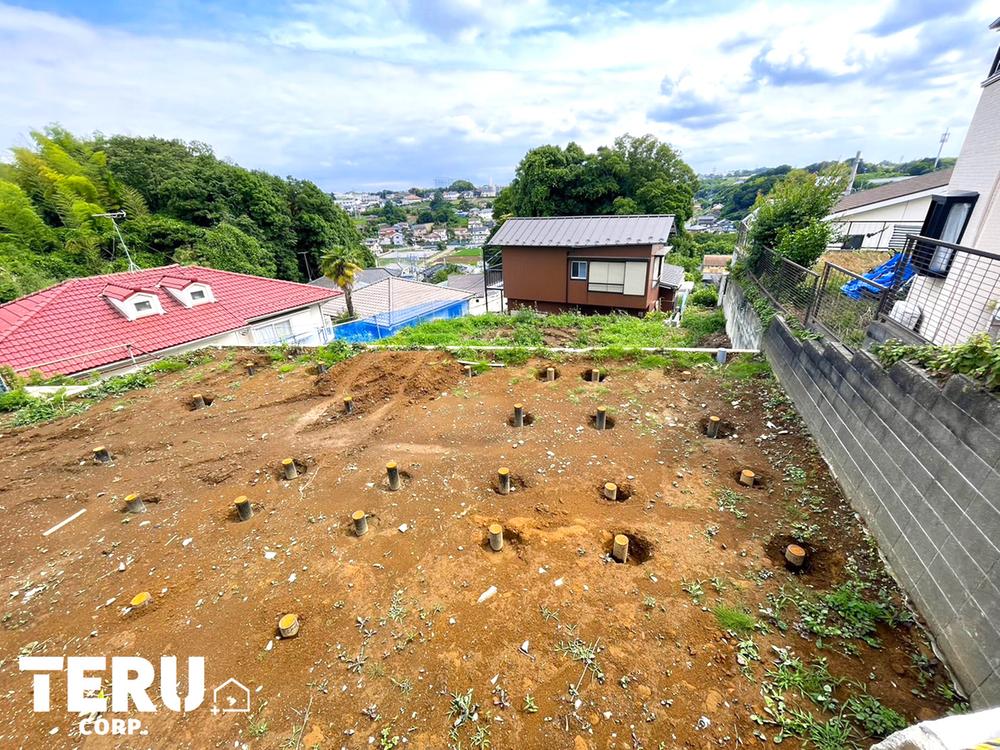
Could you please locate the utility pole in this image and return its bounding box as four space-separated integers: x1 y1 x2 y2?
92 211 139 272
933 128 950 169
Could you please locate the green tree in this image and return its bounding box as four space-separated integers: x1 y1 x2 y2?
448 179 475 192
746 166 848 269
321 246 363 318
178 222 276 277
377 201 407 224
493 134 697 227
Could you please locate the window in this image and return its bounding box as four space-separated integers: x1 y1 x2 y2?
134 300 152 312
190 289 206 301
990 44 1000 80
587 261 648 295
913 193 978 277
253 319 294 344
570 260 588 280
588 261 626 293
653 257 663 288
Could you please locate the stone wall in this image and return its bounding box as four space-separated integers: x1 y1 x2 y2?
762 317 1000 707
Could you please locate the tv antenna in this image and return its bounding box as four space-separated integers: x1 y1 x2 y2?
92 211 139 272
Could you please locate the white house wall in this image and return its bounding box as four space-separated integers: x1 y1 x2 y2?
827 195 933 249
949 77 1000 252
905 74 1000 345
249 305 327 345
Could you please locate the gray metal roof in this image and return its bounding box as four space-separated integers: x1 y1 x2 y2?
308 268 398 291
322 276 473 319
658 263 686 289
486 215 675 248
439 273 486 295
832 169 952 214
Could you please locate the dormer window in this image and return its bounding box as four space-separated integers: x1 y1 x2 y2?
157 276 214 307
101 285 164 320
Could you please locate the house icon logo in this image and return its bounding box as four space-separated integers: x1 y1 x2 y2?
210 677 250 715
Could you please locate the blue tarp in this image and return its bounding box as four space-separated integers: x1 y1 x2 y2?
841 253 914 300
330 299 469 343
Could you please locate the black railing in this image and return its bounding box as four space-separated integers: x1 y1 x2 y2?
810 235 1000 347
741 234 1000 348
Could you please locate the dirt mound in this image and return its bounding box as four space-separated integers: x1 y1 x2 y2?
314 351 462 406
401 355 464 401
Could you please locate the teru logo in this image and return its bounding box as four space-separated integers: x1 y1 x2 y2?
20 655 206 713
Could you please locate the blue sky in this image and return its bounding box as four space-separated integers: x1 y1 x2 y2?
1 0 997 191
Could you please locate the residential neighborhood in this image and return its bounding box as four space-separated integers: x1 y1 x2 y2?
1 4 999 750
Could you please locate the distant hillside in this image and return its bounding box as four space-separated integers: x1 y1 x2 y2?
0 126 371 303
696 157 956 221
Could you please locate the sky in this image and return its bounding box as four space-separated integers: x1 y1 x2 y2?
0 0 997 191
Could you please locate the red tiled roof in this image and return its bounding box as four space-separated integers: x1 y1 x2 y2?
100 283 158 301
0 265 340 376
157 274 199 290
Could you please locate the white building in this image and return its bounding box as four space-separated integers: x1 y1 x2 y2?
893 18 1000 344
825 169 953 250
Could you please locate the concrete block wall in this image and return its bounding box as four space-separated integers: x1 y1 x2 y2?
762 317 1000 708
720 276 764 350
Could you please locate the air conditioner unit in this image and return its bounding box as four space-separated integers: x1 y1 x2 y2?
889 299 922 330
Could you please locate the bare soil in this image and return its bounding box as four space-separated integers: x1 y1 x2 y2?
0 351 954 748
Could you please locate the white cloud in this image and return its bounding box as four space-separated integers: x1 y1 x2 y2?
0 0 996 189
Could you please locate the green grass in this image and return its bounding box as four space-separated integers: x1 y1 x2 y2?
82 371 154 399
378 308 726 353
723 356 771 380
146 351 214 374
0 389 32 413
10 392 89 427
712 604 758 633
449 247 483 257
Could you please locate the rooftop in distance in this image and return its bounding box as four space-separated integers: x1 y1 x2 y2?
487 215 676 247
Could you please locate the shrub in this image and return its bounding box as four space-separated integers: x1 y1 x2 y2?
83 371 154 399
688 287 718 307
11 394 89 427
0 389 32 412
315 340 357 366
873 334 1000 391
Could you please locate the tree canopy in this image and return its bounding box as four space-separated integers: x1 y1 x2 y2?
0 126 370 302
493 134 698 226
447 179 475 192
746 166 848 269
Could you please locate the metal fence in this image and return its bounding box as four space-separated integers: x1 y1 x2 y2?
744 235 1000 349
744 249 820 323
810 262 890 347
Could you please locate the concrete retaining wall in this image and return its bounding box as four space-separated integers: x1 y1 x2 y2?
762 317 1000 707
721 276 764 350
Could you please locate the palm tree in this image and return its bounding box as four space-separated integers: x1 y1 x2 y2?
320 245 362 319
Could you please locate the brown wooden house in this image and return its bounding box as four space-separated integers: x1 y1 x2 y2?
486 215 684 314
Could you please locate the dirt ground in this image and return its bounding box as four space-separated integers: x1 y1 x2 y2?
0 350 956 749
